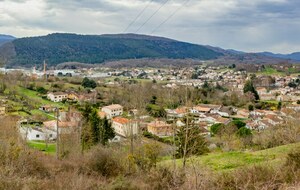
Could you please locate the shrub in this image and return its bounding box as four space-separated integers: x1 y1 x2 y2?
236 127 252 137
147 167 185 190
210 123 225 135
84 146 124 177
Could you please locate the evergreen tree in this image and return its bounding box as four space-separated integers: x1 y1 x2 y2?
100 117 115 146
82 77 97 89
176 117 209 159
243 80 260 100
80 104 115 148
89 109 101 144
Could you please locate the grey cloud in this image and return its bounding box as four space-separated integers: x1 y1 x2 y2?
0 0 300 53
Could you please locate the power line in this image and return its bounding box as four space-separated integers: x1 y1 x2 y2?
135 0 170 33
123 0 155 33
151 0 191 34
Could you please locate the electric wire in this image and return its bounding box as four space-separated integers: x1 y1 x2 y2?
151 0 191 34
135 0 170 33
123 0 155 33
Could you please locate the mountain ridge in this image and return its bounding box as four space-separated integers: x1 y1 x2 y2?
0 33 223 67
0 34 16 47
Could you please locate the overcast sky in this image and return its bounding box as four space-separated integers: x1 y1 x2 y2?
0 0 299 53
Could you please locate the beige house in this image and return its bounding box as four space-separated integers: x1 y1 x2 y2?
112 117 138 137
147 120 173 137
47 92 68 102
101 104 123 119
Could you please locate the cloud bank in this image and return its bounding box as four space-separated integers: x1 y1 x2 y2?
0 0 299 53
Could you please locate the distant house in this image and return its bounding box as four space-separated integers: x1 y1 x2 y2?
47 92 68 102
43 120 79 134
0 106 5 115
237 109 250 118
20 126 56 141
112 117 138 138
147 120 173 137
166 106 189 118
39 105 55 113
67 92 79 102
101 104 123 119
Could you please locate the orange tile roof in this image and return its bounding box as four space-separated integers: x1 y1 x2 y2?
43 120 78 128
175 107 188 114
112 117 130 125
194 106 211 112
103 104 123 110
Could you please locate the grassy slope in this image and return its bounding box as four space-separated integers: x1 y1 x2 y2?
27 141 56 155
164 142 300 171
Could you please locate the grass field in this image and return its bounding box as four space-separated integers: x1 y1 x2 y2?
27 141 56 155
164 142 300 171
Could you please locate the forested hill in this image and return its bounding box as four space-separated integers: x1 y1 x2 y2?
0 34 15 46
0 33 223 67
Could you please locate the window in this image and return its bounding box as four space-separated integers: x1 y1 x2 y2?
36 134 40 138
49 134 53 137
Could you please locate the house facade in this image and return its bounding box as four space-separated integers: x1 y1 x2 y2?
101 104 123 119
147 120 173 137
112 117 138 137
47 92 68 102
20 126 56 141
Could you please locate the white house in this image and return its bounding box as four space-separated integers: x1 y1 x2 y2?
20 126 56 141
47 92 68 102
101 104 123 119
112 117 138 138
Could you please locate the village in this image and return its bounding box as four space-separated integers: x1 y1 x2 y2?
1 63 299 151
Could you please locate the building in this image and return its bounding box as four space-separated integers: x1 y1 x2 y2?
43 120 79 134
19 126 56 141
47 92 68 102
101 104 123 119
39 105 55 113
112 117 138 138
147 120 173 137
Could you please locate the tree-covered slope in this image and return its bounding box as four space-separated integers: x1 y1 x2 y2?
2 33 223 67
0 34 15 47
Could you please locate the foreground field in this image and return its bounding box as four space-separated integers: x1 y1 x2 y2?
164 142 300 171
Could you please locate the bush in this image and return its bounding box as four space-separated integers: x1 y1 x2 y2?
230 120 246 129
236 127 252 137
216 165 281 190
36 86 48 94
253 122 300 149
84 146 124 177
147 167 185 190
210 123 225 135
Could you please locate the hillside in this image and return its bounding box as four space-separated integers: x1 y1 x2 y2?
260 52 300 61
0 33 223 67
163 142 300 171
0 34 15 47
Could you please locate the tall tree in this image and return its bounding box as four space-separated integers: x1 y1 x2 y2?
80 104 115 148
243 80 259 100
176 116 209 166
100 117 115 146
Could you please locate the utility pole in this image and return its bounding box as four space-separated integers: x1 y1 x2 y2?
56 107 60 160
183 115 189 168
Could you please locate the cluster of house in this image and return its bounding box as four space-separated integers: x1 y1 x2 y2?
257 87 300 103
19 110 82 141
19 101 300 142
